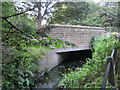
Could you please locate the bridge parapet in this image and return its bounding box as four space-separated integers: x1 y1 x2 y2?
47 24 107 47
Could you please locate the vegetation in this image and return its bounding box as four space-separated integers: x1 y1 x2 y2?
58 34 120 88
82 2 118 27
1 1 120 89
49 2 89 25
1 2 74 89
2 46 50 89
49 2 119 32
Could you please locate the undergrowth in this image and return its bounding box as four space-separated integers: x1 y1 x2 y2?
2 45 49 89
58 34 120 88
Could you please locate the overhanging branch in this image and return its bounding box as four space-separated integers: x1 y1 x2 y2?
2 7 35 19
2 18 32 37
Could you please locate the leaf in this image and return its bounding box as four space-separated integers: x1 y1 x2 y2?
26 78 30 86
26 71 34 77
18 69 24 75
55 44 61 49
61 41 65 44
19 76 25 82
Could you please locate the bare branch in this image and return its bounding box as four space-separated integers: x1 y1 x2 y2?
42 2 52 19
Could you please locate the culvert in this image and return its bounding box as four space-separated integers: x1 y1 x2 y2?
56 49 92 63
36 48 92 88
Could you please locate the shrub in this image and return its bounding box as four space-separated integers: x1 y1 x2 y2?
2 45 50 89
58 34 120 88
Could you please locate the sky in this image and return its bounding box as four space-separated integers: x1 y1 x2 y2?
93 0 101 3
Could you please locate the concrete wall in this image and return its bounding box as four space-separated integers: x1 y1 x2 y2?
47 24 107 47
38 50 63 73
38 48 92 75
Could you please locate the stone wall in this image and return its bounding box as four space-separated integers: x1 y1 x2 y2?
47 24 107 47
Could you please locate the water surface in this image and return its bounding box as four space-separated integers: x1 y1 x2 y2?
37 60 85 88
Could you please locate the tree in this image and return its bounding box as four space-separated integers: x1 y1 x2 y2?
49 2 89 25
117 2 120 32
1 1 59 40
28 1 57 30
82 2 119 32
10 1 57 30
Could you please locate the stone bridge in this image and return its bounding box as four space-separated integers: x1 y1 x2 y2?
39 24 108 73
47 24 107 47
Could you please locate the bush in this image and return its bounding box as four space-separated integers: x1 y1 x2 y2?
58 34 120 88
2 45 50 89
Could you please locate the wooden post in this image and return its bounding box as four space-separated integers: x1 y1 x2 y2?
111 49 117 74
114 49 118 74
107 57 115 86
102 57 115 88
102 61 111 88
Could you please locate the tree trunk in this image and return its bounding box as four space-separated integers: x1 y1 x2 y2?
38 3 42 30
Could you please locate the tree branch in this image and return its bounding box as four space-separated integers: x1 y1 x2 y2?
2 18 32 37
42 2 52 19
2 7 35 19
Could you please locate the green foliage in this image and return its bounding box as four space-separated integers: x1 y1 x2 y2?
31 35 76 49
17 21 35 34
2 2 75 89
58 34 120 88
92 35 119 59
49 2 119 32
2 45 50 89
82 2 119 30
2 2 16 17
49 2 89 25
46 36 76 48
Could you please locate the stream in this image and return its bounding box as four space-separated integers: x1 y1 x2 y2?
36 59 86 88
